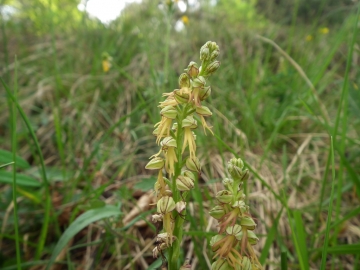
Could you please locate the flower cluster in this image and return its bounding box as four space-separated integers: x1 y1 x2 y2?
210 157 262 270
145 41 221 264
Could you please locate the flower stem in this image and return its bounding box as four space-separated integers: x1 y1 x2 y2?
169 106 186 270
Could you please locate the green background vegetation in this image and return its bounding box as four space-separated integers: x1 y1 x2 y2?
1 0 359 269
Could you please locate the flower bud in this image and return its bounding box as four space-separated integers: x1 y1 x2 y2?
176 175 194 191
229 157 244 169
163 189 173 197
179 73 190 88
200 47 210 61
222 177 233 187
145 157 165 170
241 169 249 181
227 158 244 180
199 86 211 101
175 201 186 213
209 205 226 219
232 200 248 214
160 105 177 119
205 61 220 74
226 224 242 236
161 136 177 148
209 41 219 52
157 196 176 214
192 76 206 88
210 49 220 61
215 190 233 204
240 216 256 230
182 115 197 129
195 105 212 117
210 235 225 251
247 231 259 245
186 156 201 172
186 61 199 78
182 170 195 182
174 88 190 104
211 258 231 270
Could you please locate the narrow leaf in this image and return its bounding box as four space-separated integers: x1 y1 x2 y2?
0 149 30 169
46 205 122 269
0 171 42 187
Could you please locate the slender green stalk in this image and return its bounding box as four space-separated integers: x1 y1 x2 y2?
320 137 336 270
169 108 186 269
11 57 21 270
0 77 52 260
48 0 66 176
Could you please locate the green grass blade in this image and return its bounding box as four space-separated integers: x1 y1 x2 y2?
283 191 308 270
281 249 288 270
320 136 336 270
46 205 122 269
11 56 21 270
0 76 52 259
0 161 14 169
259 208 283 264
293 210 309 266
314 244 360 255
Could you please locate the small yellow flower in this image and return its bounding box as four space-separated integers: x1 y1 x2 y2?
154 117 173 144
164 146 178 177
181 15 189 25
102 52 112 73
102 60 111 72
319 27 329 34
182 128 196 159
160 137 178 177
305 35 313 42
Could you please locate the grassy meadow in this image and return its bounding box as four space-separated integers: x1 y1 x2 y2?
1 0 360 269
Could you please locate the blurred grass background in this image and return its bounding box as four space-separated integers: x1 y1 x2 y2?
1 0 360 269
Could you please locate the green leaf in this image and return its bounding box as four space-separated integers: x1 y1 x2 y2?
46 205 122 269
134 177 157 191
26 167 74 182
0 149 30 169
148 258 162 270
0 171 42 187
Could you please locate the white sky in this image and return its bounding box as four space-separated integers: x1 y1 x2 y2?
78 0 142 24
77 0 206 24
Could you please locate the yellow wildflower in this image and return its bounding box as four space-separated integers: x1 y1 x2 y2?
101 52 112 73
181 15 189 25
319 27 329 34
305 35 313 42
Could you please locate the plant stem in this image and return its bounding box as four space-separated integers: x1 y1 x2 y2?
169 105 186 270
